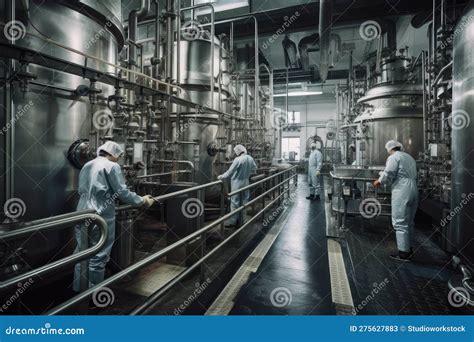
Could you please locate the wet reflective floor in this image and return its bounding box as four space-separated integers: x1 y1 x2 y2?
228 176 336 314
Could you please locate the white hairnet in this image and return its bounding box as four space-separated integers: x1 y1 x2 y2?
234 144 247 155
385 140 403 152
97 141 124 158
310 142 317 148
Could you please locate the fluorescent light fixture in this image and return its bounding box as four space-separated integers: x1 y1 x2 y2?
194 0 248 13
273 91 323 97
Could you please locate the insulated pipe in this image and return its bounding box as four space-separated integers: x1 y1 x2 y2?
319 0 333 82
128 0 151 66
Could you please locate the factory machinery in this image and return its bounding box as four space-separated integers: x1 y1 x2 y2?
330 0 474 309
0 0 295 314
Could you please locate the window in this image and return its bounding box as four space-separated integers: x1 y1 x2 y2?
287 111 300 124
282 137 301 161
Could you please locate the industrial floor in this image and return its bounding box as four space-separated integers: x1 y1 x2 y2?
204 175 458 315
207 177 335 315
19 175 458 315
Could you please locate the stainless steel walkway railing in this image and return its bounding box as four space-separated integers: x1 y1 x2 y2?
48 166 297 315
0 210 107 292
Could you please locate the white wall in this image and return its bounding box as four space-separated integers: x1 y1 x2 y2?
274 93 337 159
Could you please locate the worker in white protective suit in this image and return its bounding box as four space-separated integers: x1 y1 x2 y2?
73 141 155 291
373 140 418 261
306 142 323 200
217 144 257 228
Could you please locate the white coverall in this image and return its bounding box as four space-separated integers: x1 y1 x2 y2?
73 156 144 291
220 154 257 225
308 149 323 196
378 151 418 253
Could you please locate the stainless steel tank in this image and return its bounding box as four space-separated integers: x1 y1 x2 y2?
0 0 124 220
451 0 474 267
139 22 232 184
354 57 424 166
167 38 232 184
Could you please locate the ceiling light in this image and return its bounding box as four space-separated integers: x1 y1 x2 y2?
273 91 323 97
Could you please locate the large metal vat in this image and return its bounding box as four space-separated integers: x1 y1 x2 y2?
354 57 424 166
137 17 237 184
0 0 123 220
451 0 474 267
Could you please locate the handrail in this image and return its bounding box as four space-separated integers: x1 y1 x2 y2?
116 180 225 212
0 210 108 292
228 166 297 196
131 179 292 314
47 169 297 315
135 170 190 180
329 170 378 182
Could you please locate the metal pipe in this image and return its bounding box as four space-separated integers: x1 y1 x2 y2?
48 170 296 315
433 60 453 86
176 0 182 139
421 50 427 156
135 170 190 179
0 211 107 292
319 0 333 82
133 179 294 314
4 0 15 202
200 15 258 115
152 0 160 63
228 166 297 195
432 0 437 63
128 0 151 66
153 159 194 169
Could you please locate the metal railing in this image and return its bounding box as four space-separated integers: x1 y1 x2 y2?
48 166 297 315
0 210 107 292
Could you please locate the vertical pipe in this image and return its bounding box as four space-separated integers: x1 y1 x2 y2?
319 0 333 82
253 18 259 119
176 0 181 142
153 0 160 63
432 0 437 63
165 0 174 142
5 0 15 201
421 50 427 157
